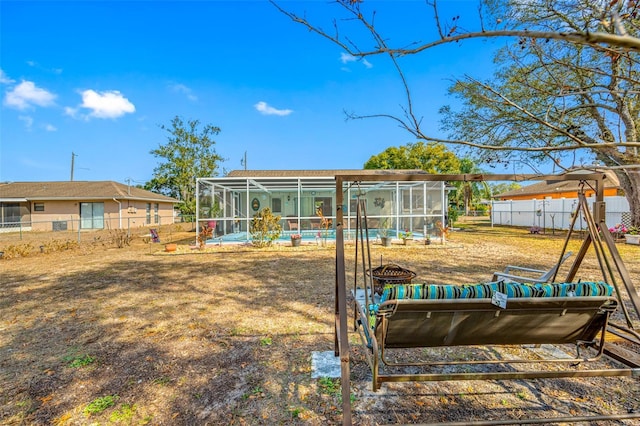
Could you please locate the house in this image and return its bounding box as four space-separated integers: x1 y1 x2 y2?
494 168 622 200
196 169 450 241
0 181 178 232
491 169 630 230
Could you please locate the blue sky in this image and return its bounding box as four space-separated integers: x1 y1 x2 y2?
1 0 500 184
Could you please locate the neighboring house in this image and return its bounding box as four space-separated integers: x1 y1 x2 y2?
0 181 178 232
494 169 623 200
491 169 630 230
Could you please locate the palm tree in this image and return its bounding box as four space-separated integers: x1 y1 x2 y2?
452 159 490 215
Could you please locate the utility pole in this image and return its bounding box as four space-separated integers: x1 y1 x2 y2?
241 151 247 170
70 152 77 181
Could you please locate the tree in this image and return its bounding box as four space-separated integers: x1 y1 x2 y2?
490 182 522 197
364 142 461 173
364 142 491 215
146 116 224 216
453 158 490 216
441 1 640 224
273 0 640 226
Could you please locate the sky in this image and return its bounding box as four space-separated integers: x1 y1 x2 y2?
1 0 503 184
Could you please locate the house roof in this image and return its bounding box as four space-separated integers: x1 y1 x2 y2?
0 181 178 203
208 169 442 191
227 169 426 178
494 169 621 199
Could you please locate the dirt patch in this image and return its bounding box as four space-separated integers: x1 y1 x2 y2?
1 221 639 424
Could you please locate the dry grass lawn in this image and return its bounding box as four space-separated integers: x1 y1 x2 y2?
1 219 639 425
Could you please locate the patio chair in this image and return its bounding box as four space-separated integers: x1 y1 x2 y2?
287 219 299 231
491 251 573 283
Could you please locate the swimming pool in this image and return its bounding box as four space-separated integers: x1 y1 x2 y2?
210 229 337 243
209 229 424 244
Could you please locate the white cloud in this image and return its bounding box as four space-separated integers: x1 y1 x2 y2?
4 81 56 109
340 52 357 64
64 106 79 118
0 69 15 84
44 123 57 132
26 61 62 75
254 101 293 116
169 83 197 101
18 115 34 129
73 89 136 119
339 52 373 70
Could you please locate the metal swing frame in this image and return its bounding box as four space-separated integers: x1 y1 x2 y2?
334 171 640 426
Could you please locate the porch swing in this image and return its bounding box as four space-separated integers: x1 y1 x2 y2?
333 171 640 426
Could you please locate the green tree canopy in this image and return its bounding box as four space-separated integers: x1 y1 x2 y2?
145 116 224 215
364 142 461 173
364 142 493 215
490 182 522 197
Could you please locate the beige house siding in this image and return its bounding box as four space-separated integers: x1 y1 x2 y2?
116 202 175 228
30 200 80 231
1 181 178 232
25 200 176 231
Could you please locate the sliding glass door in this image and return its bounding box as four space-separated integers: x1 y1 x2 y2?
80 202 104 229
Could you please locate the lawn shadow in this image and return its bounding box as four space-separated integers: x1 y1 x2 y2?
1 250 342 424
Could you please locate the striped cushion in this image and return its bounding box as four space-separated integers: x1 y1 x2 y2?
380 281 613 302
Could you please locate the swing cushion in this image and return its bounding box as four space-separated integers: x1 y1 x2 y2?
380 281 613 303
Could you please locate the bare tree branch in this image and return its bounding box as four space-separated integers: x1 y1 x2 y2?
271 1 640 54
346 109 640 152
272 0 640 224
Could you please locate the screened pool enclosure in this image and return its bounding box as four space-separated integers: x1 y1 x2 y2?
196 170 450 243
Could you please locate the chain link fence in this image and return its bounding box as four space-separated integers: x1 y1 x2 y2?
0 215 197 253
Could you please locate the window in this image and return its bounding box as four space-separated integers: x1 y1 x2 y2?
1 203 22 227
272 198 282 213
80 202 104 229
154 203 159 223
34 203 45 212
146 203 151 225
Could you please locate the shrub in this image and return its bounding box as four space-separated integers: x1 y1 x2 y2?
109 229 131 248
250 207 282 247
2 243 34 259
447 206 459 226
197 225 213 249
42 239 79 253
399 230 413 239
473 204 489 215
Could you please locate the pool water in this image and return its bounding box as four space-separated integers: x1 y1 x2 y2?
210 230 337 243
209 229 424 243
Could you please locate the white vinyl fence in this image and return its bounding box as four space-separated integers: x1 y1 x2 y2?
491 196 631 231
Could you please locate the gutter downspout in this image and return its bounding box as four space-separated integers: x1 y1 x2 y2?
113 198 122 230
